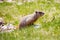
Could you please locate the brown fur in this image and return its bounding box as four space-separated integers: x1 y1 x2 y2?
19 11 44 29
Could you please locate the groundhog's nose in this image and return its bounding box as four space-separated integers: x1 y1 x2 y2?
40 12 44 16
42 12 44 15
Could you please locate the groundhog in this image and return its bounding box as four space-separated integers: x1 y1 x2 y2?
19 11 44 28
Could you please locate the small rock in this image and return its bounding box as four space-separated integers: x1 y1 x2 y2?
7 23 16 29
34 24 41 28
1 25 7 30
0 23 16 33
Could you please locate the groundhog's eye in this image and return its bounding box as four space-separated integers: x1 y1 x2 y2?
35 11 37 13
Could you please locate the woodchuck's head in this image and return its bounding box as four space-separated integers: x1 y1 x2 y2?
35 11 44 17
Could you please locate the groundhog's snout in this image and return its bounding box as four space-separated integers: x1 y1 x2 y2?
39 12 44 16
41 12 44 15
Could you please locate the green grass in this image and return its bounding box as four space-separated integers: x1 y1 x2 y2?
0 0 60 40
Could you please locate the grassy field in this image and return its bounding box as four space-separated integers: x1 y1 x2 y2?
0 0 60 40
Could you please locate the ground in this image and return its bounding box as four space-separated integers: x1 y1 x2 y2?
0 0 60 40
